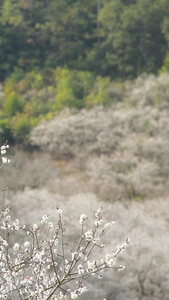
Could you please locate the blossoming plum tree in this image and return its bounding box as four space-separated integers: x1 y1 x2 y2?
0 144 129 299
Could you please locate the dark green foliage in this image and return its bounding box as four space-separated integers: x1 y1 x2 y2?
0 117 14 143
97 0 168 78
10 113 38 143
0 0 168 80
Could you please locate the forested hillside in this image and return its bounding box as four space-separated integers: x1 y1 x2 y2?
1 0 169 80
1 74 169 299
1 0 169 144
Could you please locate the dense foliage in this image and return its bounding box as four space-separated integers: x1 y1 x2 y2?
0 68 123 144
0 0 169 80
1 0 169 144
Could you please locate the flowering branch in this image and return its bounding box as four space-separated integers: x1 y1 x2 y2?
0 144 129 300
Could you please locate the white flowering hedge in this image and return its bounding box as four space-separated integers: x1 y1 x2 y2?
0 145 129 300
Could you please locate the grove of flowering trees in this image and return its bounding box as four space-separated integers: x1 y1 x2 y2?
0 144 129 299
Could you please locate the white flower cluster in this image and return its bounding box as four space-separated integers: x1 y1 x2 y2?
1 144 10 165
1 217 24 231
79 214 88 225
41 214 49 224
104 221 115 229
0 147 129 299
87 260 98 273
104 253 116 267
70 285 87 299
0 205 129 299
13 243 20 251
85 229 93 241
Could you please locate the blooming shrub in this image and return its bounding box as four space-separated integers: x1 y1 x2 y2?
0 145 129 299
125 73 169 108
30 103 169 201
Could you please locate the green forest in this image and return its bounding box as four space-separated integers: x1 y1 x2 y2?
0 0 169 144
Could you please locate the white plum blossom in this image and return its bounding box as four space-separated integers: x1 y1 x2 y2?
1 145 9 155
92 237 100 244
79 214 88 224
3 207 10 216
1 144 9 150
71 292 78 299
33 250 45 262
2 156 10 164
117 243 126 254
0 147 128 300
57 291 64 300
24 241 30 247
13 219 20 230
87 260 98 273
48 221 54 229
95 219 103 226
95 207 102 218
33 223 38 231
41 215 49 224
57 209 62 215
78 286 88 295
104 221 115 229
1 144 10 167
118 265 126 271
1 145 6 150
20 276 33 285
77 264 85 275
65 263 71 274
1 149 6 155
13 243 20 251
85 230 93 241
105 253 116 267
79 251 83 258
71 252 77 260
2 240 8 247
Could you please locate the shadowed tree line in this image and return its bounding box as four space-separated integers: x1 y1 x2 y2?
0 0 169 80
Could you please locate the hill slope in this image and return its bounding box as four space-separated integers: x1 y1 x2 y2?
1 73 169 299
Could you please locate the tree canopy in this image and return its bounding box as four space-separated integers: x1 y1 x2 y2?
0 0 169 80
1 0 169 145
